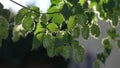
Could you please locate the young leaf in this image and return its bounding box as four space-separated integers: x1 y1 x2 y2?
93 60 100 68
60 46 72 59
81 26 89 40
67 16 76 30
74 45 85 63
79 0 86 6
47 23 58 32
32 37 42 50
15 8 29 24
31 6 40 13
34 23 45 35
22 15 34 31
72 26 80 38
91 24 100 38
117 40 120 48
52 14 64 25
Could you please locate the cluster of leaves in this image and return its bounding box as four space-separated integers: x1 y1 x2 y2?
0 0 120 67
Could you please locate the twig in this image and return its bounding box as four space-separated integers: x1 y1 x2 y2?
10 0 60 14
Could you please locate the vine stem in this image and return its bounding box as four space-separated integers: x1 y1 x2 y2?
10 0 60 14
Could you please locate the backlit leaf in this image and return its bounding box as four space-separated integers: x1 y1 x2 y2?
51 0 62 5
15 8 29 24
52 14 64 25
22 14 34 31
67 16 76 30
47 23 58 32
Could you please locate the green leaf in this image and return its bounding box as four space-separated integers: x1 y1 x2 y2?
102 38 112 57
55 33 65 47
72 3 84 14
108 13 118 27
79 0 86 6
15 8 29 24
61 46 72 59
93 60 100 68
32 37 42 50
47 5 60 13
74 45 85 63
63 32 72 43
81 26 89 40
91 24 100 38
0 9 10 20
102 0 115 12
43 34 55 48
0 16 9 40
61 3 71 20
41 14 48 26
67 16 76 30
0 2 3 10
22 14 34 31
67 0 79 5
75 14 87 26
72 26 80 38
47 44 55 57
97 53 106 64
107 28 119 40
50 0 62 5
34 23 45 35
117 40 120 48
72 40 79 46
47 23 58 32
52 14 64 25
31 6 40 13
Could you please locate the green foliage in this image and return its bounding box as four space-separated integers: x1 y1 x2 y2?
0 0 120 65
93 60 100 68
0 16 9 47
90 24 100 38
74 45 85 63
81 26 89 40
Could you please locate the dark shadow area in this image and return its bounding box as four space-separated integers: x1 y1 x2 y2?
0 33 69 68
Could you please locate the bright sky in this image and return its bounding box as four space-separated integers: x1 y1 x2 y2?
0 0 50 13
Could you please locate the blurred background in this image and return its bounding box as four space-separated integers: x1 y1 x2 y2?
0 0 120 68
